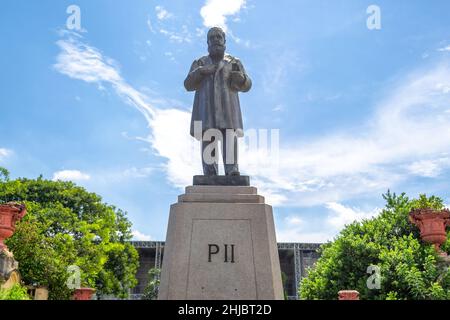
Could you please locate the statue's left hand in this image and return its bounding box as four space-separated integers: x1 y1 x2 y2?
230 71 246 86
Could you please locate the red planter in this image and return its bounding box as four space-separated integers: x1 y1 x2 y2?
338 290 360 300
73 288 96 300
0 203 26 252
409 208 450 255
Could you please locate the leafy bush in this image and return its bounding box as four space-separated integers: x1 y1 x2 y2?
300 191 450 300
142 268 160 300
0 284 31 300
410 194 445 211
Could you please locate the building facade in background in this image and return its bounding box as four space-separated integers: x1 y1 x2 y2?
129 241 321 300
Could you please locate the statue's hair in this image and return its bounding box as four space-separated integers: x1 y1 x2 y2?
207 27 226 42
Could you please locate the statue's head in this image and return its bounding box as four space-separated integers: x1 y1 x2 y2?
207 27 226 58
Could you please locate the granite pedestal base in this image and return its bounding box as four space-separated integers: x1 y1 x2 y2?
158 185 283 300
0 250 20 290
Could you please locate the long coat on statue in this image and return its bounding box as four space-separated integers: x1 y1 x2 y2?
184 54 252 138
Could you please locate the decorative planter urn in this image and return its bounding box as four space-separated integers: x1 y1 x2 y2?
338 290 360 300
409 208 450 255
73 288 96 300
0 203 26 253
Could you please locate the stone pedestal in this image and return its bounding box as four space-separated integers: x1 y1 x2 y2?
35 287 49 300
0 250 20 290
158 185 284 300
193 175 250 186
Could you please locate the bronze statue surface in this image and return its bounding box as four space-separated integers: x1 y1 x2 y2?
185 27 252 179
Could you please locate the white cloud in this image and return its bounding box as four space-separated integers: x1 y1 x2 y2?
252 61 450 206
285 216 303 226
0 148 12 160
146 108 201 187
54 32 197 188
146 16 156 34
272 105 284 112
158 26 192 44
54 33 155 123
276 203 380 243
200 0 246 32
70 167 155 191
132 230 152 241
155 6 173 20
53 170 91 182
164 51 176 62
227 30 251 48
54 32 450 211
325 202 380 230
406 157 450 178
262 49 305 96
277 214 335 243
149 7 193 44
196 27 205 37
122 167 154 178
438 45 450 52
55 37 122 84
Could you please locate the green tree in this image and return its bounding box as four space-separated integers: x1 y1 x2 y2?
0 174 139 300
410 194 444 211
300 191 450 300
0 167 9 182
142 268 160 300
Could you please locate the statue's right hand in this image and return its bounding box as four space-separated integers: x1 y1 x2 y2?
199 64 216 75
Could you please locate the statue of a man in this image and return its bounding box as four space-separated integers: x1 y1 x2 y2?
184 27 252 176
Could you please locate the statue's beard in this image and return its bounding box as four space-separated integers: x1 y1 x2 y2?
208 44 225 58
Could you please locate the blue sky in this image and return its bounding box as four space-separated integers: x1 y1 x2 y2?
1 0 449 242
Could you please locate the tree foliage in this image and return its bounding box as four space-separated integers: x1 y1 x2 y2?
300 191 450 300
410 194 445 211
0 284 31 300
0 173 139 300
0 167 9 182
142 268 160 300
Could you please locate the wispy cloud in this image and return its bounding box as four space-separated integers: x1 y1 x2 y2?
262 49 305 96
325 202 380 230
132 230 152 241
147 15 156 34
277 203 380 243
147 6 193 45
54 31 450 212
406 157 450 178
54 33 155 123
158 26 192 43
254 61 450 206
0 148 12 160
54 32 199 188
200 0 246 32
55 36 121 83
155 6 173 20
438 45 450 52
53 170 91 182
164 51 176 62
67 167 156 193
148 2 249 47
122 167 154 178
